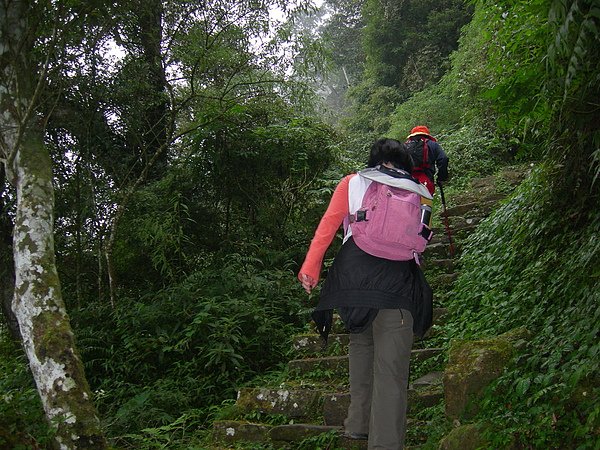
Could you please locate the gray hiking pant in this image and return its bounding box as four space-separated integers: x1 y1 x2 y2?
344 308 414 449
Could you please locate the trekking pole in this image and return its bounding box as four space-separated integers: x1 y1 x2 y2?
437 181 455 258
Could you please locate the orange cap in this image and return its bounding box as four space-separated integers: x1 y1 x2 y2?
407 125 436 141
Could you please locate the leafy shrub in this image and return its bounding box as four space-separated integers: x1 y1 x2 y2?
72 253 308 437
440 118 510 181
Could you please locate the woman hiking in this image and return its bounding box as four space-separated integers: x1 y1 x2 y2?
298 138 433 449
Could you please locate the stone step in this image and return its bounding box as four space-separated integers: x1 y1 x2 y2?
293 333 350 356
448 215 485 230
429 226 476 251
236 386 322 419
212 421 346 448
433 222 478 239
235 368 444 425
429 231 453 246
270 424 342 447
288 355 348 378
212 418 429 448
213 420 271 446
270 422 417 448
437 212 490 230
429 272 459 288
295 326 448 358
322 373 444 426
288 348 444 377
411 370 443 388
424 242 457 259
442 198 501 218
428 235 463 256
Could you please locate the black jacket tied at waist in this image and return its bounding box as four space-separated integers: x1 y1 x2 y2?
311 237 433 343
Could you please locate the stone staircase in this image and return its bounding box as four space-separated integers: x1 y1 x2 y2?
210 167 528 449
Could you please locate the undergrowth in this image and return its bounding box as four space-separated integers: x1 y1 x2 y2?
0 331 54 448
445 162 600 447
70 254 310 445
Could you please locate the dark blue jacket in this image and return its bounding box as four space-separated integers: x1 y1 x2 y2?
408 137 449 183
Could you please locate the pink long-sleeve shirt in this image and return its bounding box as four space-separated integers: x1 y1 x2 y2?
298 174 355 285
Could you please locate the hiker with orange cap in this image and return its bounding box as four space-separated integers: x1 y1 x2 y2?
405 125 449 195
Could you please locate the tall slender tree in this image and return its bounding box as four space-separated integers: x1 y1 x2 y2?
0 1 107 448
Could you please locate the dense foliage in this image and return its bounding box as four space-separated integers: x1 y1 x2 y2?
74 257 306 436
342 0 473 138
0 335 53 448
447 165 599 447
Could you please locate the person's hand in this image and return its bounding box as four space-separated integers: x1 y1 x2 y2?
299 273 316 294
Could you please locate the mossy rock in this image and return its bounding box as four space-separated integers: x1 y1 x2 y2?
443 327 531 420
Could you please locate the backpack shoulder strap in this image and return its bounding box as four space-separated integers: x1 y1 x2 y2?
422 139 430 166
358 167 433 200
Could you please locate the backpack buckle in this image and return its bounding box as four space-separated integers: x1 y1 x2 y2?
349 210 368 223
356 210 368 222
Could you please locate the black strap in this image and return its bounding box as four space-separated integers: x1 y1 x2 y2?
422 139 430 166
311 309 333 346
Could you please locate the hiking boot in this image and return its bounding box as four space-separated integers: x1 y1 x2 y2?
343 431 368 440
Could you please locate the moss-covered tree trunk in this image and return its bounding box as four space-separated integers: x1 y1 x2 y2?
0 1 107 448
12 129 108 449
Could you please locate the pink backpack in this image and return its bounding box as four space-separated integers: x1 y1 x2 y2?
349 176 433 261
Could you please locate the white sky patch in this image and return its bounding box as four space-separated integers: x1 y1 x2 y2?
101 38 126 68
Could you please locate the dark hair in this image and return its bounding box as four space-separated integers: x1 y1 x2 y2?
367 138 414 172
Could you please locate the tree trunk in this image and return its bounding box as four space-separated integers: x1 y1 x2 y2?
137 0 168 180
11 128 108 450
0 1 107 447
